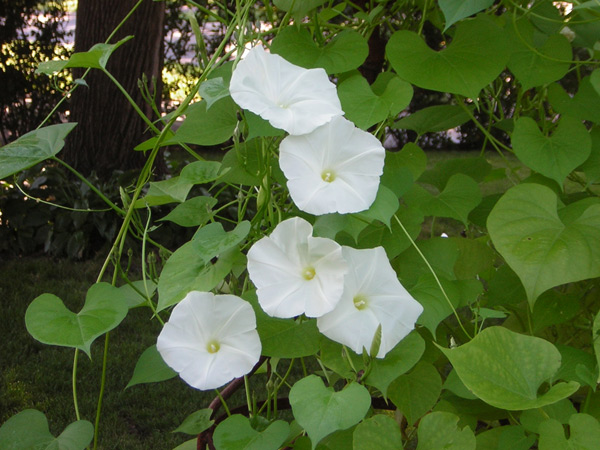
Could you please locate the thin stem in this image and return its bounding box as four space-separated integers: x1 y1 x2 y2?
72 349 81 421
93 333 110 450
393 214 473 340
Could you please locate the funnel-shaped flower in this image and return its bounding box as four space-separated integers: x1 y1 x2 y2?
247 217 348 318
317 246 423 358
229 45 343 135
279 116 385 215
156 291 261 390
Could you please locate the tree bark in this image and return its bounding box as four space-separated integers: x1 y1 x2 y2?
62 0 165 179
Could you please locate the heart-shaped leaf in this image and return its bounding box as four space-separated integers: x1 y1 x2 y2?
388 361 442 425
213 415 289 450
0 409 93 450
338 72 412 129
289 375 371 449
159 196 217 227
0 123 77 179
439 0 494 30
271 27 368 74
487 183 600 306
539 414 600 450
440 326 579 410
512 116 591 187
417 411 475 450
174 409 214 435
548 77 600 124
134 176 194 208
25 283 129 356
386 15 510 98
506 19 572 90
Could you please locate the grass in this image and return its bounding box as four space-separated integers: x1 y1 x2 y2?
0 254 234 449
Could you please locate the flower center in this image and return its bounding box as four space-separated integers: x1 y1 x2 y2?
353 294 369 310
302 266 316 280
321 170 336 183
206 340 220 354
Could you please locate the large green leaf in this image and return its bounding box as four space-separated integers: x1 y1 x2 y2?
439 0 495 30
353 415 403 450
512 116 592 186
0 410 93 450
0 123 77 179
25 283 129 357
165 97 238 146
36 36 132 73
157 222 250 311
386 15 510 98
338 72 412 129
416 411 475 450
388 362 442 425
506 19 572 90
213 415 289 450
289 375 371 449
393 105 473 135
126 345 176 389
487 183 600 306
270 27 368 74
272 0 327 18
539 414 600 450
159 196 217 227
440 326 579 410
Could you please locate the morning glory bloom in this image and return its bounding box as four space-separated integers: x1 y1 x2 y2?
317 246 423 358
156 291 261 390
229 45 343 135
247 217 348 318
279 116 385 215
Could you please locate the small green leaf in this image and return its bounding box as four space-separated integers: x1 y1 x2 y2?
126 345 176 389
0 123 77 179
289 375 371 449
512 116 592 186
165 97 238 146
213 415 289 450
134 176 194 208
157 223 250 311
180 161 222 184
487 183 600 307
548 77 600 124
393 105 473 135
354 185 399 228
386 15 510 98
440 326 579 410
174 409 214 435
353 415 403 450
388 361 442 425
0 410 93 450
245 111 285 140
271 27 368 74
578 127 600 184
25 283 129 357
439 0 495 30
159 196 217 227
199 77 230 109
416 411 475 450
272 0 327 17
36 36 132 73
539 414 600 450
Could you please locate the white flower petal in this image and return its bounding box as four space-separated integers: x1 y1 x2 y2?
230 46 343 135
279 116 385 215
317 246 423 358
247 217 347 318
156 291 261 390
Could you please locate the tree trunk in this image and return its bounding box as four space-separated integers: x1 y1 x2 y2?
62 0 165 179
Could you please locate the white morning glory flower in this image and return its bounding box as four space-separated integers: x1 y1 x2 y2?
317 246 423 358
279 116 385 215
156 291 261 390
247 217 348 318
229 45 343 135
